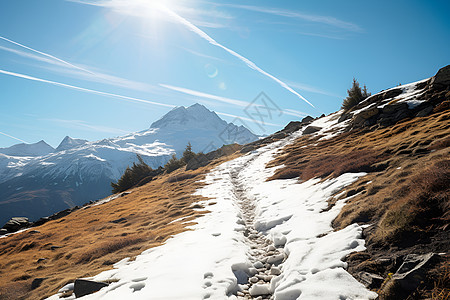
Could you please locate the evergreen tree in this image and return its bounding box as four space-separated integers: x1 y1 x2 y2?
111 154 156 193
182 142 196 164
342 78 371 110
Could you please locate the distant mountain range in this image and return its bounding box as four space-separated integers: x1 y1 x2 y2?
0 103 258 225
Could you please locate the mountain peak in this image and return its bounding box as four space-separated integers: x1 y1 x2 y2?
56 136 88 152
150 103 224 130
0 140 54 157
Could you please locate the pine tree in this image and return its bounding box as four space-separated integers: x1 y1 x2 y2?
342 78 371 110
182 142 196 164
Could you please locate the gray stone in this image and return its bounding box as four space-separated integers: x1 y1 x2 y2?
2 217 30 233
358 271 384 289
301 116 314 123
74 279 108 298
416 105 434 117
249 284 271 296
382 103 409 114
302 126 322 135
431 65 450 87
270 267 281 276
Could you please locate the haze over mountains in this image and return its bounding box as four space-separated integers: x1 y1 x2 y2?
0 103 258 225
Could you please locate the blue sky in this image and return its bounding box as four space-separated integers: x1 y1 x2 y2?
0 0 449 148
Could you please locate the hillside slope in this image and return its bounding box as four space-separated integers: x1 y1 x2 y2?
0 66 448 300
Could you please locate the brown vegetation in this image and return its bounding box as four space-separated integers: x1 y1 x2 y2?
0 153 239 300
268 107 450 298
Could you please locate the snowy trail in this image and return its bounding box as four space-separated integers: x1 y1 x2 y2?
48 117 378 300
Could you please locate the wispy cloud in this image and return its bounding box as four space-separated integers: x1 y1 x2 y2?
286 80 344 98
216 4 362 32
180 47 224 62
160 6 315 108
72 0 315 108
0 69 175 108
0 44 153 92
0 36 95 75
42 118 129 135
0 130 29 144
160 84 249 107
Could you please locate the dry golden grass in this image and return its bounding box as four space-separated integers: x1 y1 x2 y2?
268 109 450 245
0 154 240 300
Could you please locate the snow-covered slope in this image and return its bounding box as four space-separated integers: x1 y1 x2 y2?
0 104 258 225
0 140 54 157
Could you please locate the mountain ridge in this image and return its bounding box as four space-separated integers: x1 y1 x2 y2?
0 103 258 225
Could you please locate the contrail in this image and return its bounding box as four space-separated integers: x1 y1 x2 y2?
0 130 29 144
0 69 175 108
0 36 96 75
159 6 315 108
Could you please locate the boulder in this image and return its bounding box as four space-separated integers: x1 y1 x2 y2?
74 279 108 298
383 88 403 99
359 107 379 119
431 65 450 87
301 116 314 123
31 278 46 290
382 103 409 115
282 121 303 133
416 105 434 117
303 126 322 135
2 217 30 233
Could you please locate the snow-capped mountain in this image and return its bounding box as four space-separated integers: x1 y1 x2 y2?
0 104 258 225
0 140 54 157
56 136 88 151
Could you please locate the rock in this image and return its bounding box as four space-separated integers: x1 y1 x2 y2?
0 229 7 235
249 283 271 296
58 283 75 297
267 245 276 252
110 217 127 224
431 65 450 87
50 245 62 250
301 116 314 123
74 279 108 298
2 217 30 233
359 107 379 119
382 103 409 115
383 88 403 99
33 217 49 226
382 253 439 297
416 105 434 117
37 258 47 263
249 277 259 284
254 261 264 269
282 121 303 134
303 126 322 135
358 271 384 289
266 254 284 265
270 267 281 276
31 278 46 290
